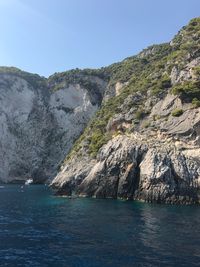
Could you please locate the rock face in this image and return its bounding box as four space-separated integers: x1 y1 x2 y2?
52 134 200 204
51 18 200 204
1 18 200 204
0 70 107 183
138 147 200 204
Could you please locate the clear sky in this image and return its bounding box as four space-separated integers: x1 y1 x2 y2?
0 0 199 77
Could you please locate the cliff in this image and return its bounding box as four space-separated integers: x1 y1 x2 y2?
1 18 200 204
51 18 200 204
0 68 107 182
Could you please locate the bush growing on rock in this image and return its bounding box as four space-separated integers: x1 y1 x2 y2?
171 109 183 117
192 98 200 108
171 81 200 101
135 109 145 120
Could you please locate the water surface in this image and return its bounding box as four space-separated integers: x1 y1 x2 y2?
0 185 199 267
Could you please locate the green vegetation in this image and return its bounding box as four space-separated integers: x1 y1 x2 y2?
167 17 200 71
0 67 46 88
105 56 149 86
171 81 200 101
49 68 109 92
52 81 66 91
172 17 200 49
135 109 146 120
66 50 169 158
49 68 109 85
138 43 172 61
171 109 183 117
192 98 200 108
61 17 200 160
151 74 171 95
193 66 200 78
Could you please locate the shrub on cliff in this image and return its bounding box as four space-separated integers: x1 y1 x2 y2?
192 98 200 108
171 81 200 101
171 109 183 117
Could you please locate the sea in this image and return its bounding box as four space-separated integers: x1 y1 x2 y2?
0 185 199 267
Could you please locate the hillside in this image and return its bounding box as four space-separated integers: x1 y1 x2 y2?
0 18 200 204
51 17 200 204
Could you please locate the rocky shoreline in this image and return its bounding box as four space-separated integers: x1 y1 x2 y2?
51 135 200 204
0 18 200 204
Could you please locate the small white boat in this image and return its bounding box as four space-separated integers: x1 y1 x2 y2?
25 178 33 185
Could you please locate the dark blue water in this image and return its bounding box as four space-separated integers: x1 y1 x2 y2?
0 185 200 267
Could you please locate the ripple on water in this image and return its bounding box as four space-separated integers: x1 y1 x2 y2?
0 185 199 267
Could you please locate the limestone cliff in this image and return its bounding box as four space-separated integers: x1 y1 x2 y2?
51 18 200 204
1 18 200 204
0 68 107 182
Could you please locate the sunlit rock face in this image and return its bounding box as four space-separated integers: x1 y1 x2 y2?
1 18 200 206
51 18 200 204
0 71 106 183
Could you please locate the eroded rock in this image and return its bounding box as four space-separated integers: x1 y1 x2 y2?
52 135 200 204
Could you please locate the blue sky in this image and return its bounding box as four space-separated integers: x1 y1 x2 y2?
0 0 199 77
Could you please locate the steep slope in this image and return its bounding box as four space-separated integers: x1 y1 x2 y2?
51 18 200 204
0 67 107 182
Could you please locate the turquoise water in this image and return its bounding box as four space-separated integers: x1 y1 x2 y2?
0 185 200 267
